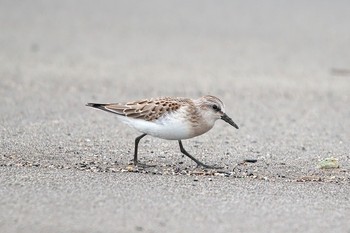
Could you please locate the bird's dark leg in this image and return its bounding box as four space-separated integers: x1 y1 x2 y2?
134 133 147 165
133 133 155 167
178 140 223 169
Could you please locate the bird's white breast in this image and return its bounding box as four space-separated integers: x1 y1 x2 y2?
116 111 195 140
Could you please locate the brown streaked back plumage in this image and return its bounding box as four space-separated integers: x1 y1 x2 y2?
86 97 190 121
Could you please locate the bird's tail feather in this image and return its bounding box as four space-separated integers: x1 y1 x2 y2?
86 103 105 108
86 103 124 116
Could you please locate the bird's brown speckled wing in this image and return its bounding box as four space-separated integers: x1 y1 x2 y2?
87 97 187 121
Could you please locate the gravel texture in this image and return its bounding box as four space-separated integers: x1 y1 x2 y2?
1 1 350 232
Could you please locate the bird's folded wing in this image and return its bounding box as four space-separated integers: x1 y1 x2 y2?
88 98 183 121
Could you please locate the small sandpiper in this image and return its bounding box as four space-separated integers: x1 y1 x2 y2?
87 95 238 168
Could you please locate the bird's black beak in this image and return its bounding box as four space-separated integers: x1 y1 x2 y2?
221 113 239 129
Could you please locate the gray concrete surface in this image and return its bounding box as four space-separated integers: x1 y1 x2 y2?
1 0 350 232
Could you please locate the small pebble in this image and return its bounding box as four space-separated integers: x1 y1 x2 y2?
319 157 340 169
244 159 258 163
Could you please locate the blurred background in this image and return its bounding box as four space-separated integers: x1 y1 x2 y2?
2 0 349 94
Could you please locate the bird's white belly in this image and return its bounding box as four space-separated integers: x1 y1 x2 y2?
117 115 194 140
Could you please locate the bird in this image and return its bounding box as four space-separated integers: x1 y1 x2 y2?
86 95 238 169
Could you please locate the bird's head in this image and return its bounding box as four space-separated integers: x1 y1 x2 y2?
197 95 239 129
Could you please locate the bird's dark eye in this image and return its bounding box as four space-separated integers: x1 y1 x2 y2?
212 104 219 111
